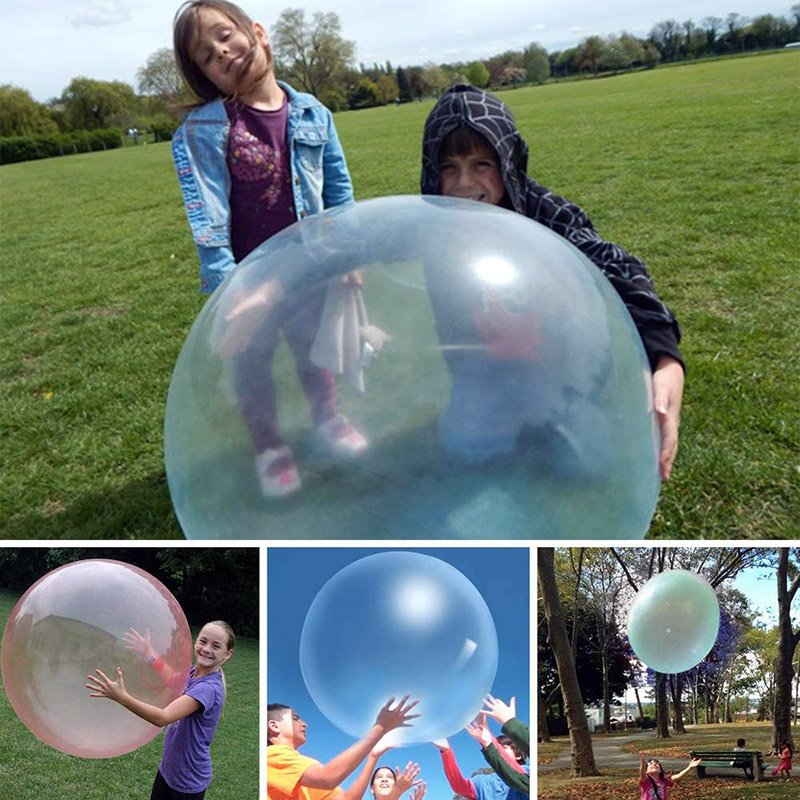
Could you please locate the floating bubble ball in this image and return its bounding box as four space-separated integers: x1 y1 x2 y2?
299 551 498 745
627 570 720 674
1 559 193 758
165 195 660 538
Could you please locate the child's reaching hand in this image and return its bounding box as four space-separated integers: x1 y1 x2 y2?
86 667 128 703
482 694 516 725
217 280 285 359
652 355 684 480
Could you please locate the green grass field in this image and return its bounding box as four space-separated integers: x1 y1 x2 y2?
538 722 796 799
0 589 258 799
2 51 798 538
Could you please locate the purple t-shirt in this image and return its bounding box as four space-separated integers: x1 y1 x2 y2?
158 667 225 793
225 97 296 262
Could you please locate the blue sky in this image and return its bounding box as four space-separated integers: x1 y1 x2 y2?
267 547 529 800
1 1 793 101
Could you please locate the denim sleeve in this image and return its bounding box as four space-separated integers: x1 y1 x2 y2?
172 123 237 294
321 110 355 209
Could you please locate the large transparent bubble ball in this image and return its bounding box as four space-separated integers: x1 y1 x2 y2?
1 559 193 758
299 551 498 744
166 195 660 538
627 570 720 674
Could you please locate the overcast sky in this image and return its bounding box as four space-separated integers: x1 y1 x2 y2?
2 1 794 101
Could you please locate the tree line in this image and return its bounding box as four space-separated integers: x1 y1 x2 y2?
539 547 799 777
2 6 798 141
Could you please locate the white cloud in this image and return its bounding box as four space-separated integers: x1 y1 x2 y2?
70 1 130 28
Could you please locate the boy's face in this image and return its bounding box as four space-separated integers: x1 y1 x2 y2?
439 147 505 206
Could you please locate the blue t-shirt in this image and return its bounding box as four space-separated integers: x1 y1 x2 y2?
158 667 225 793
474 765 530 800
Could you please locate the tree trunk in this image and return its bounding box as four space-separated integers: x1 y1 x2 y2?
538 549 599 776
772 548 800 751
538 694 552 742
655 673 670 738
602 652 611 733
671 673 687 733
634 686 645 729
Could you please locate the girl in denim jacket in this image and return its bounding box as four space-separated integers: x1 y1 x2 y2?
172 0 366 497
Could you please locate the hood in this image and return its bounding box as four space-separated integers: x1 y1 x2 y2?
420 84 529 214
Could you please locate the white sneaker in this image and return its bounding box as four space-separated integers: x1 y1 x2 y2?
313 415 368 459
254 446 301 498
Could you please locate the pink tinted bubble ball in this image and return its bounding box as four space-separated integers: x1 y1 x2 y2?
1 559 193 758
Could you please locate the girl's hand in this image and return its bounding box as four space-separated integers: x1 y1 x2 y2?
465 714 491 746
482 694 516 725
393 762 422 794
689 757 702 768
217 280 284 359
431 739 451 751
410 781 426 800
652 355 684 480
122 627 151 658
86 667 127 703
342 269 363 288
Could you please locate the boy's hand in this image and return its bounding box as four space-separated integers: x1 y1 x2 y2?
431 739 451 751
375 695 420 732
652 355 684 481
482 694 515 725
371 736 394 759
465 714 491 746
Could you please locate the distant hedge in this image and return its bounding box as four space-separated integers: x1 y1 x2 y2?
0 128 123 164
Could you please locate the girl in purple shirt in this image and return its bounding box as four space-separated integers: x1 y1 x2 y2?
87 620 236 799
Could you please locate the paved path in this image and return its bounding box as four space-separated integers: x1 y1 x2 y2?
539 730 689 773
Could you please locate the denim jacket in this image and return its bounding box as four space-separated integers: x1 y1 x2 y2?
172 81 354 293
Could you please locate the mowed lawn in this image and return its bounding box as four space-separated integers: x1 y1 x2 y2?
1 51 798 539
0 590 259 800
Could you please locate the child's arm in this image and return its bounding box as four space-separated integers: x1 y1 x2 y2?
301 696 419 791
670 757 702 784
480 744 529 794
652 355 684 480
639 754 647 782
321 110 354 210
431 740 477 800
122 628 177 685
86 667 199 727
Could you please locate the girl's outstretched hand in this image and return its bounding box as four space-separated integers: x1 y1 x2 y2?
410 781 426 800
482 694 516 725
689 757 702 768
393 761 422 794
652 355 684 481
431 739 451 751
86 667 127 703
122 627 151 657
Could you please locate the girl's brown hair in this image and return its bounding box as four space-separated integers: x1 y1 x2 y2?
173 0 273 103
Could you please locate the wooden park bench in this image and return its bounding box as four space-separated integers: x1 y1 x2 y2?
690 750 765 782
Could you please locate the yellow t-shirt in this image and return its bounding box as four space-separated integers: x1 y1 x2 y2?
268 745 343 800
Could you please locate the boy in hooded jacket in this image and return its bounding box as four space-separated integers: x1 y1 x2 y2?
421 84 684 481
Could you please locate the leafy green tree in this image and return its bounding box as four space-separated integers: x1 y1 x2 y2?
464 60 490 87
60 77 137 130
396 66 412 102
272 8 354 108
421 62 448 97
374 73 399 104
0 85 58 136
576 36 606 75
407 67 430 101
522 43 550 84
137 47 188 105
618 32 645 66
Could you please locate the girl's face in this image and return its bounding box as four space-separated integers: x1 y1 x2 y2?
191 7 269 96
194 623 233 671
371 768 396 797
646 759 662 777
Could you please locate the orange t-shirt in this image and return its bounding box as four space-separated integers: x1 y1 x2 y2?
268 745 343 800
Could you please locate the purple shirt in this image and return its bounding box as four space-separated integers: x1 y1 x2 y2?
225 98 296 262
158 667 225 793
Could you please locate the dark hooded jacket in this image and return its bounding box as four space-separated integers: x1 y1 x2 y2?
421 84 682 370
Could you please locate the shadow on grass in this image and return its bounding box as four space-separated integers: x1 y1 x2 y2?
2 471 183 540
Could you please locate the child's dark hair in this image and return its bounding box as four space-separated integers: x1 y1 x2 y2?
173 0 273 103
439 125 497 162
497 734 525 764
267 703 292 745
737 738 746 748
370 766 396 789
